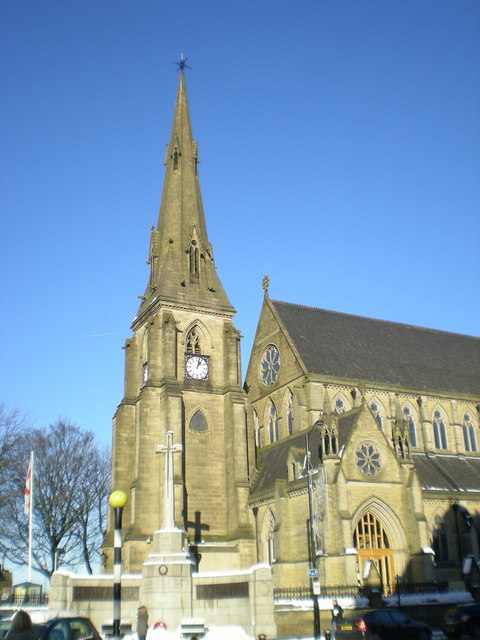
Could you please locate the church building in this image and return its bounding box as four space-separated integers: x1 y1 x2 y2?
96 70 480 633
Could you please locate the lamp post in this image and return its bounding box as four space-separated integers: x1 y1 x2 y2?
452 503 463 580
305 432 321 640
109 490 128 640
395 575 401 609
54 548 65 572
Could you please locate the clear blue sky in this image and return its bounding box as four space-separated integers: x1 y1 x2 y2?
1 0 479 447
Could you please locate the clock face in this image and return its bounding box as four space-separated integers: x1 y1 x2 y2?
260 345 280 386
185 354 209 380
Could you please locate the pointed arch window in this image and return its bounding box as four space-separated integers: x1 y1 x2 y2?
403 406 417 448
186 326 202 355
149 251 158 291
189 410 208 432
322 429 330 457
333 394 349 415
331 428 338 454
253 410 262 449
353 511 393 592
141 332 148 385
433 410 448 450
370 402 383 431
286 390 294 436
173 146 179 170
269 401 279 444
354 512 390 550
263 510 276 565
463 413 477 452
432 514 449 562
189 240 199 283
395 435 410 460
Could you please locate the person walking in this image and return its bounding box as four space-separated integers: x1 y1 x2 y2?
6 611 38 640
330 598 344 640
136 606 148 640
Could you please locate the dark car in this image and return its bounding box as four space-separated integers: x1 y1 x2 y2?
443 603 480 638
0 615 102 640
336 608 432 640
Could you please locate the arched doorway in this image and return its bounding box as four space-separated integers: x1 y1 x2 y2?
354 511 394 593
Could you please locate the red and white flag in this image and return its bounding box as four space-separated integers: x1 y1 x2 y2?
24 453 32 516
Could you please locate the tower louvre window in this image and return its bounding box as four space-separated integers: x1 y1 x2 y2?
149 249 157 290
189 240 199 283
186 327 202 354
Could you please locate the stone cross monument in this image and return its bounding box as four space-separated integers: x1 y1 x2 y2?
139 430 194 628
156 430 182 529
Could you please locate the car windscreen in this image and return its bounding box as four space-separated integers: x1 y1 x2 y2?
0 622 48 640
32 623 49 639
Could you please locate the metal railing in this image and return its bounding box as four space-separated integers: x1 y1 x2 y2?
274 581 449 601
0 594 49 606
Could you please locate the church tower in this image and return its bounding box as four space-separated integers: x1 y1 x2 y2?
104 71 256 572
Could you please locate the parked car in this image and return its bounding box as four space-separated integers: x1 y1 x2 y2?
443 602 480 638
0 614 102 640
335 608 432 640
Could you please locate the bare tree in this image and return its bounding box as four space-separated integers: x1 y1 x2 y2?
0 405 29 550
71 443 111 573
2 418 110 578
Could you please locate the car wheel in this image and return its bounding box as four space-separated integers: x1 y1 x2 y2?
418 632 430 640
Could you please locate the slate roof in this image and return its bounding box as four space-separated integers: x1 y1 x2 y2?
251 429 323 497
251 410 358 498
412 453 480 492
271 300 480 396
250 417 480 499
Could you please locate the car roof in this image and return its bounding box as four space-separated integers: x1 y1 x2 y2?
1 612 83 624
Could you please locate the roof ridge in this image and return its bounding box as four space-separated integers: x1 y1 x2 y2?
270 298 480 340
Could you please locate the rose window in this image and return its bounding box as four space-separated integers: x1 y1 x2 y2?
356 441 382 476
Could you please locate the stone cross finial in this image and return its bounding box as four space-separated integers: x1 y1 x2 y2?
358 381 367 401
156 431 183 529
262 275 270 295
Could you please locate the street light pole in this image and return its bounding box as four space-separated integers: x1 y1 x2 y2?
452 503 463 580
109 490 128 640
395 575 401 609
305 433 321 640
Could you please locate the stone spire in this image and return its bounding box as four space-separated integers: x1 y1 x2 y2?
135 72 234 323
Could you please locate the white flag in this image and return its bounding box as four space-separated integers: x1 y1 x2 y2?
24 453 32 516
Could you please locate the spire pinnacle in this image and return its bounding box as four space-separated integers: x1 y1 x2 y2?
135 69 234 323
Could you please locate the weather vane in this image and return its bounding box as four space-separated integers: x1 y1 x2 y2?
174 53 191 73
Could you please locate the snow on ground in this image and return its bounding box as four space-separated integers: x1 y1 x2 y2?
145 627 252 640
276 589 474 611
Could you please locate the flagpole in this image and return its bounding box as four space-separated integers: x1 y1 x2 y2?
27 451 33 582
